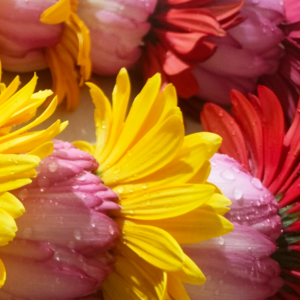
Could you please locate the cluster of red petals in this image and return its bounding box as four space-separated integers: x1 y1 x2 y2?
201 86 300 299
142 0 244 98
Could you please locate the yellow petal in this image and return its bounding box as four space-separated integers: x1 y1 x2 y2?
28 142 54 160
72 141 95 155
111 134 211 198
102 115 184 185
0 259 6 288
203 193 231 216
118 220 184 272
197 132 222 159
40 0 71 24
86 82 112 159
0 209 18 245
98 68 130 163
167 273 191 300
137 207 233 244
99 73 162 171
0 179 32 193
0 192 25 219
119 184 215 220
103 245 167 300
0 74 37 127
173 254 205 285
0 154 40 177
0 76 19 106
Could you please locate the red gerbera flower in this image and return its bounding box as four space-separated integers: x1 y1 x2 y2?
201 86 300 299
142 0 244 98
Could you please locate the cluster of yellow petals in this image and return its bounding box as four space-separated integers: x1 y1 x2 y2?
75 69 233 299
0 63 66 287
41 0 91 110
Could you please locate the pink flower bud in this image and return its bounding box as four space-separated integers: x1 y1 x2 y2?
0 140 120 299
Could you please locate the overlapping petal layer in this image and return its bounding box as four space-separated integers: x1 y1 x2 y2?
0 140 120 299
74 68 233 299
201 85 300 299
0 62 66 287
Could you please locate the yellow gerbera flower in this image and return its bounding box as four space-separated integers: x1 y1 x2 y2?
74 68 233 299
41 0 91 110
0 62 67 287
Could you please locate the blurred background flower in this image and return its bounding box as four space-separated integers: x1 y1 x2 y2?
201 85 300 299
2 0 299 113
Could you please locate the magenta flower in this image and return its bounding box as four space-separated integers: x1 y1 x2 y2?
0 140 120 299
261 0 300 122
201 86 300 299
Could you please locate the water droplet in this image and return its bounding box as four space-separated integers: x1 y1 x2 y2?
73 229 82 240
76 173 86 181
68 241 75 249
117 186 124 194
19 189 29 200
38 176 50 188
23 227 33 238
232 166 240 173
211 161 217 166
221 170 235 180
218 110 223 117
251 178 263 190
218 237 225 245
108 225 115 235
48 162 58 172
233 188 243 201
113 167 120 174
142 184 147 189
90 220 96 228
40 198 45 204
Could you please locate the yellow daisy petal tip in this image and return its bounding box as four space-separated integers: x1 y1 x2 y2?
40 0 71 24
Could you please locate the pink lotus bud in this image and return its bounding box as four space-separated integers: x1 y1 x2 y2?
0 140 120 299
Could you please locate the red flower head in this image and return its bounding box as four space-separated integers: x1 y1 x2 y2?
201 86 300 299
142 0 244 98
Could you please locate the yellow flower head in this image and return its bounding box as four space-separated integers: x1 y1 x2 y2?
41 0 91 110
75 69 233 299
0 62 67 287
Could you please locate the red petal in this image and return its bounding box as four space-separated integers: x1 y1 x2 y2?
201 103 250 170
169 69 199 98
256 86 285 188
155 29 206 54
180 39 216 61
278 169 300 208
156 8 226 36
142 43 169 85
230 89 264 180
208 0 244 23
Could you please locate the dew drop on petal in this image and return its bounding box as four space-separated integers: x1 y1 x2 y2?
68 241 75 249
48 162 58 172
233 188 243 201
108 225 115 235
221 170 235 180
19 189 29 200
38 176 50 188
73 229 81 240
251 178 263 190
23 227 33 238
